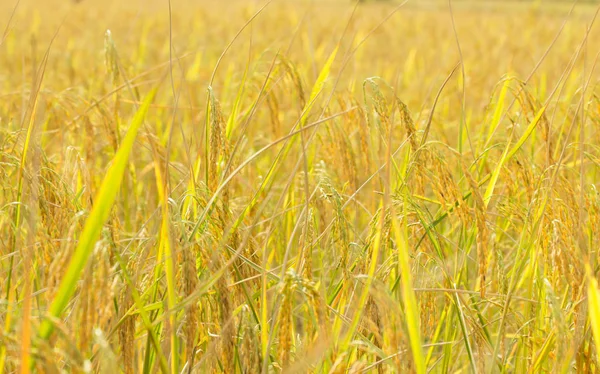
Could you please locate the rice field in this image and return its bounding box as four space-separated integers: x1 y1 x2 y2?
2 0 600 372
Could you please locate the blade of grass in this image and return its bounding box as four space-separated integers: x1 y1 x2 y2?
154 155 178 373
340 201 384 351
586 265 600 362
529 330 555 374
483 105 546 207
38 88 157 341
391 207 426 373
453 292 477 373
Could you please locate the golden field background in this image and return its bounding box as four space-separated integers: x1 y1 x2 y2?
1 0 600 372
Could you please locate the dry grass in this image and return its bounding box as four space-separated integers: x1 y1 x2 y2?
2 0 600 372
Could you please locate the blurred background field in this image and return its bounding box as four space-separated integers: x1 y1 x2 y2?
2 0 600 372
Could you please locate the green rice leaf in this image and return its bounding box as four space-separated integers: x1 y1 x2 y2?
38 88 157 340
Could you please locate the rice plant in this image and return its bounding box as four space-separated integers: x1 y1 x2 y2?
1 0 600 372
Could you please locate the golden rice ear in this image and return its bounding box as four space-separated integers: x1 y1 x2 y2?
460 160 488 298
103 30 119 85
277 272 294 369
207 88 226 193
239 306 260 373
117 286 135 374
217 276 235 373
